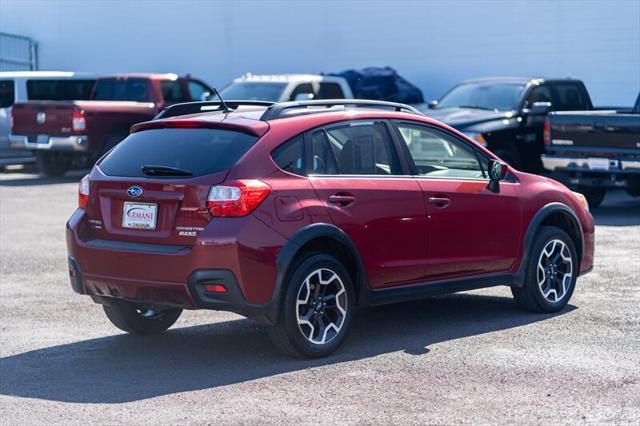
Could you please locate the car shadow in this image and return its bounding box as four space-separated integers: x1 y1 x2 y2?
0 169 87 187
591 190 640 226
0 293 575 404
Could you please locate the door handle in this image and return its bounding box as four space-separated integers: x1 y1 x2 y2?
328 194 355 206
428 197 451 209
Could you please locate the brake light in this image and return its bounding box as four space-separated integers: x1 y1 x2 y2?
207 179 271 217
543 117 551 146
72 109 86 132
78 174 90 208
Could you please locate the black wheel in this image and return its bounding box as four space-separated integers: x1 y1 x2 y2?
35 151 71 178
268 253 354 358
578 187 606 208
511 226 578 313
493 148 522 170
103 300 182 335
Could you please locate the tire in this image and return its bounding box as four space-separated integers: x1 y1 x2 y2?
578 186 606 208
511 226 578 313
268 253 355 358
102 300 182 335
35 151 71 178
493 148 522 170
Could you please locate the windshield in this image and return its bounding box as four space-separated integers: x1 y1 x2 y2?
436 83 525 111
220 82 287 102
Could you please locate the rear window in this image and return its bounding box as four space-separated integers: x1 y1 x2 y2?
98 128 258 178
93 78 149 102
26 79 95 101
0 80 15 108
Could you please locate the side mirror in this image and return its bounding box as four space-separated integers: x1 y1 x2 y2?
488 159 508 192
525 101 552 115
428 99 439 109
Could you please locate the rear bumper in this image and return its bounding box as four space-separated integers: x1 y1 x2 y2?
65 209 284 325
542 155 640 172
542 154 640 189
10 133 89 151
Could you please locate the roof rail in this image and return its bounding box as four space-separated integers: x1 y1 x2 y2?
259 99 424 120
154 100 274 120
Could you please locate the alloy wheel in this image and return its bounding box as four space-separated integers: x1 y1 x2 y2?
537 239 573 302
295 268 348 345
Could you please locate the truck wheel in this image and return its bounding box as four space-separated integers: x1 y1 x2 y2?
103 300 182 335
268 253 354 358
35 151 71 178
578 187 606 208
493 148 522 170
511 226 578 313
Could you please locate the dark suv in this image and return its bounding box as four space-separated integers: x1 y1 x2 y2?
66 100 594 358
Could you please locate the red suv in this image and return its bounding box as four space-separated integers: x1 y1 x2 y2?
66 100 595 358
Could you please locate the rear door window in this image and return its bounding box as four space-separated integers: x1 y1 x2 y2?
160 80 188 103
99 128 258 177
317 82 345 99
0 80 15 108
26 79 95 101
550 83 589 110
93 78 149 102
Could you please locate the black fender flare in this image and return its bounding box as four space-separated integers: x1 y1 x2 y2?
513 202 583 286
272 223 369 317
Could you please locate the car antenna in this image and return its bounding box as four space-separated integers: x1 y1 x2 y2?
212 87 232 113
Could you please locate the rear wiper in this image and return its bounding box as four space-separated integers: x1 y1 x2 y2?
457 105 496 111
141 165 193 176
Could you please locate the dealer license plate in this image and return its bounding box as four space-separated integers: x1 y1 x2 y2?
122 202 157 230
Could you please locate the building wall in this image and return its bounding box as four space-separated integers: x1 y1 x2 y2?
1 0 639 105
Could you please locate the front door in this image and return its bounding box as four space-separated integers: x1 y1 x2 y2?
307 120 429 289
392 121 522 281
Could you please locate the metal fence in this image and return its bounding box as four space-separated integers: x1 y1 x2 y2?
0 32 38 71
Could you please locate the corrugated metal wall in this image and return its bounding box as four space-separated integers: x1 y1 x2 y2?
0 32 37 71
0 0 638 105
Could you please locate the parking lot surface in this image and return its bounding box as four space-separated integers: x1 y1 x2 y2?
1 169 639 425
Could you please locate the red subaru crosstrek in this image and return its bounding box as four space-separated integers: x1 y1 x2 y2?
66 99 594 358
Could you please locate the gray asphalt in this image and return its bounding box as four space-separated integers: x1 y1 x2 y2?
1 169 639 425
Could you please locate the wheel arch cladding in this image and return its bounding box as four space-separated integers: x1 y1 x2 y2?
276 223 367 307
515 202 583 286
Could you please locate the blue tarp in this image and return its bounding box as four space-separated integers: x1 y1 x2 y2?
329 67 424 104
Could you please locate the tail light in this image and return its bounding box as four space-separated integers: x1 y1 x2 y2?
72 108 86 132
207 179 271 217
543 117 551 146
78 174 90 208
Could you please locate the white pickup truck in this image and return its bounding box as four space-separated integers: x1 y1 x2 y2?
219 74 354 102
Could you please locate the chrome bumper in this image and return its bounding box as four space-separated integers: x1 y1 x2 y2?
542 155 640 172
10 134 89 151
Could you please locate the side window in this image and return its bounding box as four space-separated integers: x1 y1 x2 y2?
317 82 345 99
187 80 211 101
395 123 485 179
310 121 401 175
289 83 314 101
272 135 305 176
526 84 553 106
160 80 188 103
550 83 588 111
0 80 15 108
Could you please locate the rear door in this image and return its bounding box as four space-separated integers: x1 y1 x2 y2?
307 120 428 289
392 121 522 280
87 127 260 246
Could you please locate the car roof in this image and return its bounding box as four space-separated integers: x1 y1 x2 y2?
459 76 579 85
0 71 96 79
99 73 180 81
232 73 342 83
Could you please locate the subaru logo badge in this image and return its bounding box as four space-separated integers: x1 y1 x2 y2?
127 186 143 197
36 112 46 124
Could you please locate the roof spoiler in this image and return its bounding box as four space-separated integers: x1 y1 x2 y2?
154 101 275 120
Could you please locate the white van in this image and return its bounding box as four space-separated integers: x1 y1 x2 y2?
0 71 96 169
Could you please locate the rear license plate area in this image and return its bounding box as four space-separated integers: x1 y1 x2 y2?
122 202 158 230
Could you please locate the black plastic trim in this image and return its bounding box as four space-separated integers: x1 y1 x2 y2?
85 239 189 254
67 256 84 294
155 100 275 119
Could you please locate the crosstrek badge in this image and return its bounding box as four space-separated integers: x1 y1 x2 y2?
122 202 157 230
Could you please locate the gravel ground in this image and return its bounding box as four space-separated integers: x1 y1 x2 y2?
1 169 639 425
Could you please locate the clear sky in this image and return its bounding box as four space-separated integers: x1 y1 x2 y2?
1 0 639 105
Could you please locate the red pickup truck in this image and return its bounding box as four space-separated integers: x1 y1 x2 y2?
10 73 214 176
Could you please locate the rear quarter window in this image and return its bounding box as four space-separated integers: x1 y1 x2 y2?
93 78 149 102
0 80 15 108
99 128 258 178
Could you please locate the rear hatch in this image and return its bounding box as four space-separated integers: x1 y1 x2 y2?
11 101 77 136
85 127 261 246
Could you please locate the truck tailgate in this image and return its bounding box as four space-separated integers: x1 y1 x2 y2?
548 111 640 151
12 101 76 136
